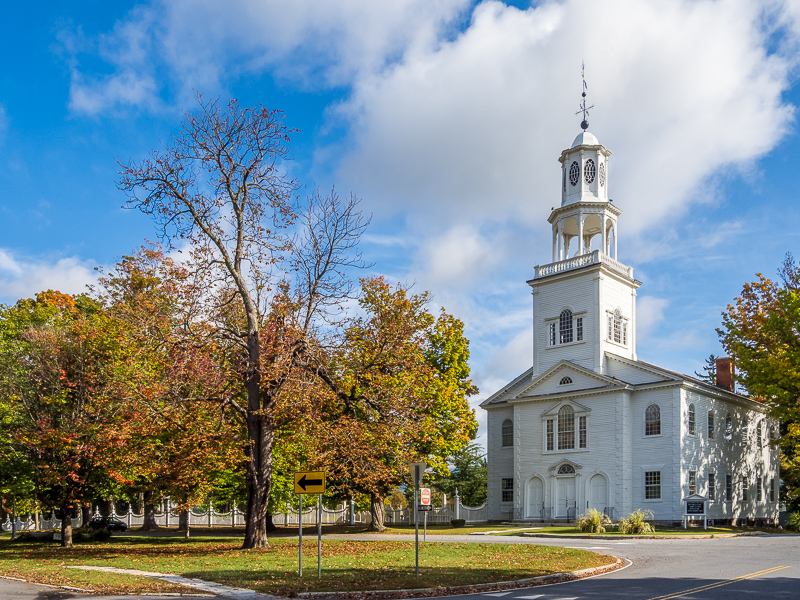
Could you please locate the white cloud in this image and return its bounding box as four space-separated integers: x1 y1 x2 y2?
636 296 670 343
58 0 471 114
412 224 504 291
0 250 99 304
337 0 795 244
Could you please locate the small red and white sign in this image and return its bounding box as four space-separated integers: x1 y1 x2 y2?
420 488 431 506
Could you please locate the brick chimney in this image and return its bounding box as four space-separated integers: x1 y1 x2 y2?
716 357 735 392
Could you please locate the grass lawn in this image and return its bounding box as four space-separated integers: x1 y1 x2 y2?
0 535 614 596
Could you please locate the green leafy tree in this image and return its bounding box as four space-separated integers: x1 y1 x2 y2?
693 354 718 385
307 277 478 531
719 253 800 508
0 292 127 546
429 442 487 508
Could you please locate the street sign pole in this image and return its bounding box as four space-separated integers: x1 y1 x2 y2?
414 464 420 578
298 495 303 577
317 494 322 579
424 510 427 542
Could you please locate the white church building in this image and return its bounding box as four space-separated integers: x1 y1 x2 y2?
482 124 780 526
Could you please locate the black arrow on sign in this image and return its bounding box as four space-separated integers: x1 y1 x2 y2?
298 474 323 490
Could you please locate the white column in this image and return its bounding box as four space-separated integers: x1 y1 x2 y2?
557 221 564 260
613 223 618 259
552 226 558 262
577 216 585 256
601 213 607 255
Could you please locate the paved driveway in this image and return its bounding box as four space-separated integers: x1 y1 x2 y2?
1 533 797 599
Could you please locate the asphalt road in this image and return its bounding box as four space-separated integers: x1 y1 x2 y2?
1 533 798 600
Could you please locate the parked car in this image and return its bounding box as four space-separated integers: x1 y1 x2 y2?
89 516 128 531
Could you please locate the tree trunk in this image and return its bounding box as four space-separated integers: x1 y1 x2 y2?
180 508 190 539
368 492 386 532
80 503 92 528
60 500 73 548
178 508 189 532
242 329 274 549
140 491 159 531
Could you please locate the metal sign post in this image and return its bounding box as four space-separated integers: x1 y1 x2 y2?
420 488 431 542
294 470 327 579
414 466 419 577
317 494 322 579
298 494 303 577
408 462 426 578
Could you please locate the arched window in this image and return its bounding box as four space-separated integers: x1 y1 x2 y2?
607 309 626 345
558 405 575 450
725 414 733 441
645 404 661 436
559 376 573 385
557 464 576 475
559 309 573 344
501 419 513 447
688 404 696 435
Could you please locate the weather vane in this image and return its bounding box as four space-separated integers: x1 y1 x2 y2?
576 61 593 131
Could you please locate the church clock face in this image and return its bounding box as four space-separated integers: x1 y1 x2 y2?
599 162 606 186
584 158 596 184
569 161 580 186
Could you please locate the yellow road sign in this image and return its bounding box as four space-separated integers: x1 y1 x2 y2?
294 471 326 494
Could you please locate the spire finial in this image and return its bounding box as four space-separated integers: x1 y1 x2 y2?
576 61 594 131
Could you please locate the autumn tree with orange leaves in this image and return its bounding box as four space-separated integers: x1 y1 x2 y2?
719 254 800 508
306 277 477 531
0 292 129 547
97 247 244 535
118 97 369 548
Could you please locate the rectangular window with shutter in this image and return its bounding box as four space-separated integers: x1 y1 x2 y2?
708 473 715 500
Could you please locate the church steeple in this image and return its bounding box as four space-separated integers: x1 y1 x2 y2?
530 75 640 377
548 67 619 261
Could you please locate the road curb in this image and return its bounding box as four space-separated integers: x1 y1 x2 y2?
518 531 767 540
295 557 623 599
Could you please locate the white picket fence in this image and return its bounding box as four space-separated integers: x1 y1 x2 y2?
1 501 372 532
2 496 487 532
385 501 487 525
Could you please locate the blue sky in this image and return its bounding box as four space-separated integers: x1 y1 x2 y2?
2 0 800 446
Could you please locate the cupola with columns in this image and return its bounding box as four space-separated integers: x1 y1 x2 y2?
549 129 619 262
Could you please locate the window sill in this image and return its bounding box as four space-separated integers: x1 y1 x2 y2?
547 339 586 349
543 448 590 454
641 498 663 503
605 339 628 349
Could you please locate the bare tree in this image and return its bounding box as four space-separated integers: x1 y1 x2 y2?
118 96 368 548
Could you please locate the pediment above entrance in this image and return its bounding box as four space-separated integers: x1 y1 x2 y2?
512 361 620 400
541 398 591 417
548 458 583 473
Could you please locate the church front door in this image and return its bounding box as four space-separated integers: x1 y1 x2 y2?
556 476 576 518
